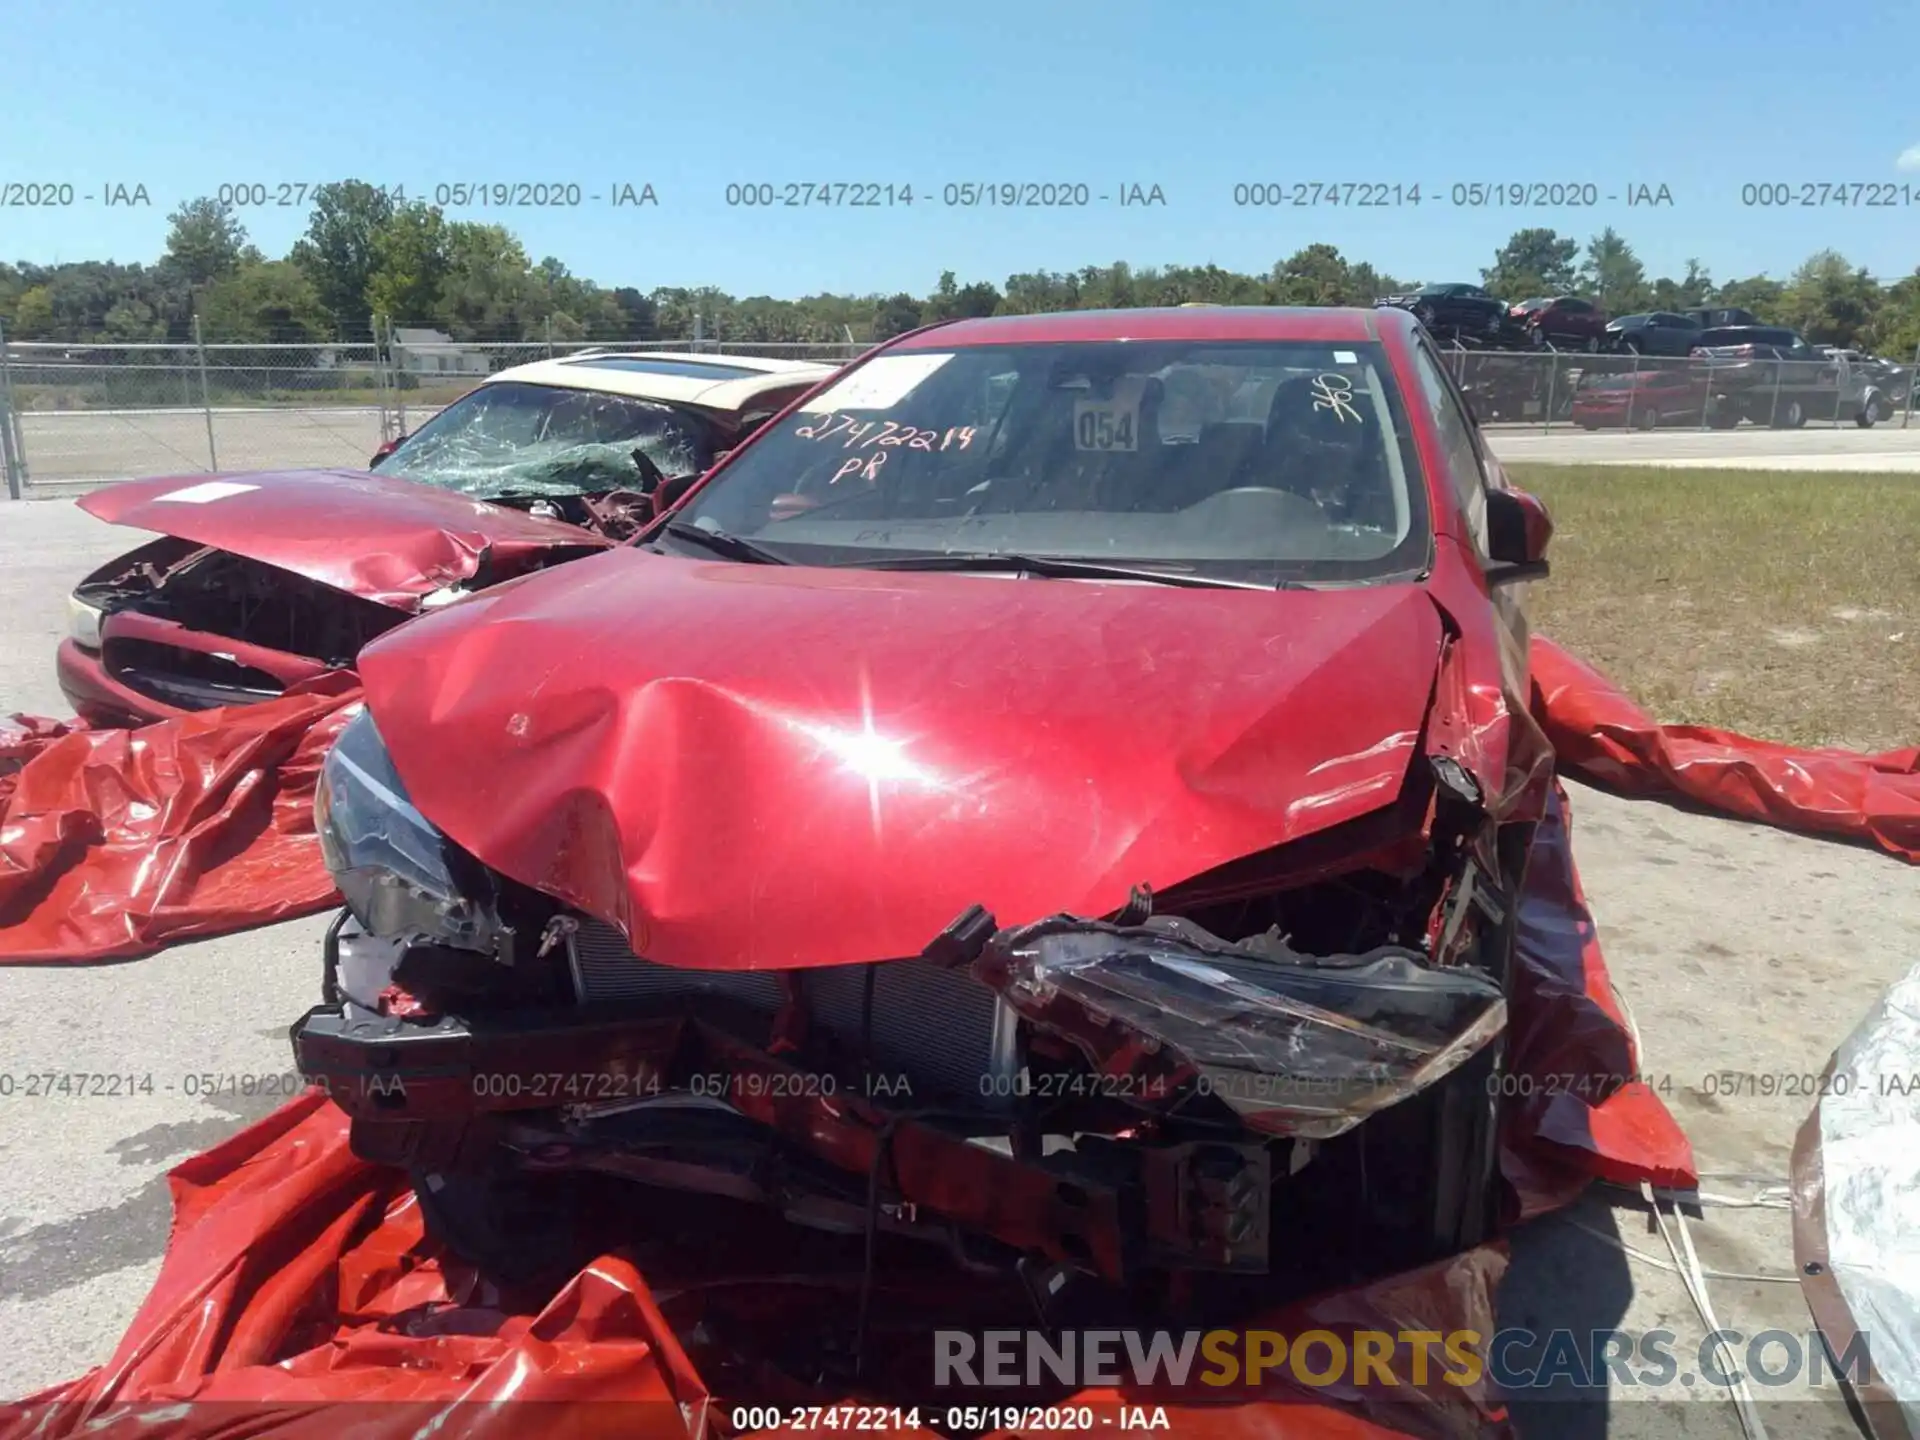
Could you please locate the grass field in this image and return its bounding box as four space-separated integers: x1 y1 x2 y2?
1510 464 1920 752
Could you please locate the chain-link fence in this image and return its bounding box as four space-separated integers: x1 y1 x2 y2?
1434 342 1920 434
2 325 1916 498
0 326 874 494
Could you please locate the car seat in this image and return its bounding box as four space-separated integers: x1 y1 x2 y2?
1256 371 1377 512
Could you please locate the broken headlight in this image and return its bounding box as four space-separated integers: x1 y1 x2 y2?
314 708 500 954
977 917 1507 1141
67 592 105 650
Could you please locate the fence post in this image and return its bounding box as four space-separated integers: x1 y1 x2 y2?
193 315 219 471
544 315 554 359
1906 341 1919 429
1624 351 1641 429
1541 350 1558 433
389 318 408 437
0 321 24 498
372 316 393 444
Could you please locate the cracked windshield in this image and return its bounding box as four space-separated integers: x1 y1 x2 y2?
373 380 713 497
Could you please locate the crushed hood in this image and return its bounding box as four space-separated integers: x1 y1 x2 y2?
358 549 1449 970
79 469 611 611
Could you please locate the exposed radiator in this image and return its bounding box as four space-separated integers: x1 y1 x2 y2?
567 919 1019 1106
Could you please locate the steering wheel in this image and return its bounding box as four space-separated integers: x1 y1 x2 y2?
763 481 888 523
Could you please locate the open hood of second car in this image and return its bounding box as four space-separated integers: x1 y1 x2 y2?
359 548 1452 972
79 469 612 611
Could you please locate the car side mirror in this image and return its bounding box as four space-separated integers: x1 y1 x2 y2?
370 435 404 467
648 470 705 518
1485 487 1552 585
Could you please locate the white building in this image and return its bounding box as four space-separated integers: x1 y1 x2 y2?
391 327 490 376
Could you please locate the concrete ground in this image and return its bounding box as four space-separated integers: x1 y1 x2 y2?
1490 422 1920 471
11 403 1920 491
1 496 1914 1436
16 405 394 486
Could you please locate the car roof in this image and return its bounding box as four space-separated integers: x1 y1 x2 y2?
888 306 1394 349
483 351 840 411
1698 325 1795 343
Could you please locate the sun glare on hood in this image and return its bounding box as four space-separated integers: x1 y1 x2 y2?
776 673 951 840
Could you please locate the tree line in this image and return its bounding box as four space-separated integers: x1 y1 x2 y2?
2 182 1916 357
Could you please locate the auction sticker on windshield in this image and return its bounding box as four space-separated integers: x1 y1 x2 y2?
1074 376 1146 451
152 481 262 503
799 353 954 412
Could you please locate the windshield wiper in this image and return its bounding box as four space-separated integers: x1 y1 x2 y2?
838 552 1295 590
649 520 794 565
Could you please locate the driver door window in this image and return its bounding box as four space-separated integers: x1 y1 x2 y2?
1411 342 1490 556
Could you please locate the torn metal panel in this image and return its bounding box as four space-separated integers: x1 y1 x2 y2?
79 468 613 611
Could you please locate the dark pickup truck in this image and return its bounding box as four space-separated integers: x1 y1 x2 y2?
1691 326 1894 427
1686 306 1763 329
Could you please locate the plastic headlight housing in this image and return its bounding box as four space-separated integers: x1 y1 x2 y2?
315 708 500 953
976 918 1507 1141
67 593 104 650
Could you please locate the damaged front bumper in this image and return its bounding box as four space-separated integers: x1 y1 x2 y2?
293 905 1507 1286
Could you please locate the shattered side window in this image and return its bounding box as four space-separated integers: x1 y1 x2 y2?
374 381 716 498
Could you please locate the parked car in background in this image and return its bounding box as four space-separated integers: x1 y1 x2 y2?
1571 366 1728 430
58 352 838 725
1507 296 1607 351
1458 352 1586 422
1377 283 1509 342
1816 347 1911 410
1689 327 1889 427
293 303 1558 1297
1604 312 1703 356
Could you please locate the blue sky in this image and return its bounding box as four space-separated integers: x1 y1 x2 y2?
7 0 1918 296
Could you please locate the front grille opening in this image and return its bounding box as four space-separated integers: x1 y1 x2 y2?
136 550 404 666
104 637 287 709
568 919 1019 1108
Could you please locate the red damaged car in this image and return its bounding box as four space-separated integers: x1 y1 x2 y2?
292 306 1557 1300
57 352 838 725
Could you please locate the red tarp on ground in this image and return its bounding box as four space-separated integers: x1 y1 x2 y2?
1530 635 1920 864
0 677 357 963
0 1090 1519 1439
4 633 1913 1436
